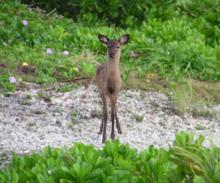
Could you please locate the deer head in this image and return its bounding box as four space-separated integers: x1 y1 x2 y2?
98 34 129 59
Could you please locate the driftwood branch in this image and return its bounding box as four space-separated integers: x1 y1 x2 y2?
59 76 91 83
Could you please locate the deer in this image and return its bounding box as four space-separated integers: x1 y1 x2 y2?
96 34 129 143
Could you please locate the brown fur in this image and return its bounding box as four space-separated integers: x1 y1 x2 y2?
96 34 129 143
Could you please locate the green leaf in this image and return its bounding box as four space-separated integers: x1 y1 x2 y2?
11 171 18 183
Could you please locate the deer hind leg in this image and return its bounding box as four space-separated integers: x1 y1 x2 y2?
115 102 122 134
101 93 108 143
98 117 104 135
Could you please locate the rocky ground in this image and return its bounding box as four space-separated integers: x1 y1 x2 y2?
0 83 220 168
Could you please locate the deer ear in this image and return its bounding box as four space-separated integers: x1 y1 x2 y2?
98 34 109 44
120 34 129 45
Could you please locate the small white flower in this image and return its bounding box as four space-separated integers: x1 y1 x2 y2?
9 76 16 84
22 19 28 26
129 51 138 58
3 42 7 46
63 50 69 56
46 48 53 55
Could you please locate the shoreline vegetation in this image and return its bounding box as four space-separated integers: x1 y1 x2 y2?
0 1 220 181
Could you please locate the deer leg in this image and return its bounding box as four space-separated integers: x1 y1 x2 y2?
110 102 115 140
115 104 122 134
98 117 104 134
98 93 104 134
102 94 108 143
110 95 119 140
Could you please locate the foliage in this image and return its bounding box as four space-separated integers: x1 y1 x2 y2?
21 0 220 44
0 1 219 93
0 132 220 183
0 70 16 92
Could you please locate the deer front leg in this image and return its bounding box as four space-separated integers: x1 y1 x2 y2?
110 95 119 140
102 94 108 143
111 105 115 140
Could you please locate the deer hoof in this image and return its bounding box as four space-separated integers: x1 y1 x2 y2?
102 138 106 144
111 133 115 140
118 129 122 134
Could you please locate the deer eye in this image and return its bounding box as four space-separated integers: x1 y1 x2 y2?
116 46 120 48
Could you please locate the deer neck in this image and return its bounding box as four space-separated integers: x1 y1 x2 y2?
108 49 121 66
109 55 120 64
107 56 120 73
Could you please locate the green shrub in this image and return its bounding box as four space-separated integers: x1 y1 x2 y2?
0 1 219 93
175 0 220 45
20 0 220 45
0 132 220 182
0 70 16 92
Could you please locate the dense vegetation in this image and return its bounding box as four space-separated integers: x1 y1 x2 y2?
0 0 220 93
0 2 220 182
22 0 220 44
0 132 220 183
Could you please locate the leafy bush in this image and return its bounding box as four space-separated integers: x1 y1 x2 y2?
0 1 219 93
0 70 16 92
21 0 220 45
0 1 220 96
175 0 220 45
0 132 220 183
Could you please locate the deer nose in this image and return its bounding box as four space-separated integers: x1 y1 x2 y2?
109 52 114 58
108 52 114 58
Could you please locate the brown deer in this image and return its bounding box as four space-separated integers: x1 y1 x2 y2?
96 34 129 143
